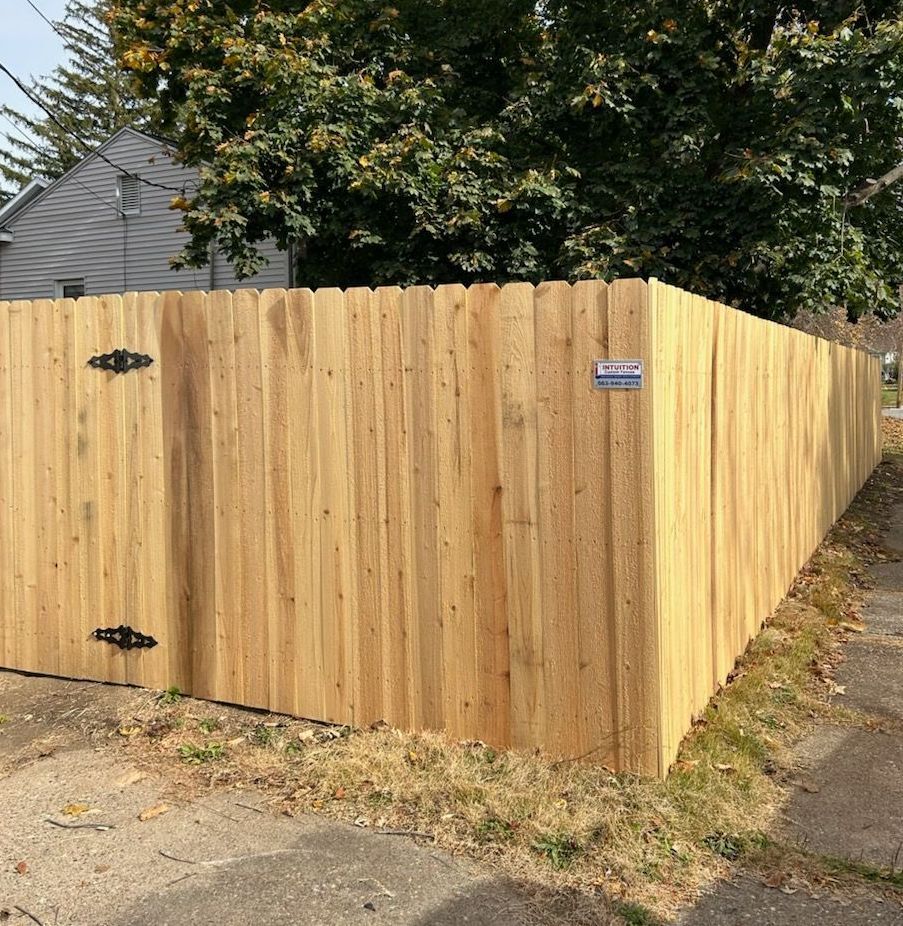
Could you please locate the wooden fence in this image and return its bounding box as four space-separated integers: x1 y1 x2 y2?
0 280 881 774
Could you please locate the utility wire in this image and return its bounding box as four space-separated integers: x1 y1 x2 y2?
0 58 187 194
24 0 69 43
0 111 120 214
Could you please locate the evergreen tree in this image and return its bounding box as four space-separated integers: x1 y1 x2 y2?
0 0 161 196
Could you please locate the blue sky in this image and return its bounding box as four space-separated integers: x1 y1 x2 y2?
0 0 70 121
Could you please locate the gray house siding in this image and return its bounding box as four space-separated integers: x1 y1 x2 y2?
0 129 289 301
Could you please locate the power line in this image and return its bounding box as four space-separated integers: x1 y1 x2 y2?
0 58 187 194
24 0 69 44
0 111 120 214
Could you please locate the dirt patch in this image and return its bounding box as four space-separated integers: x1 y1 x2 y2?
0 673 146 774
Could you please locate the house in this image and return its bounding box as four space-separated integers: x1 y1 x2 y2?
0 127 292 300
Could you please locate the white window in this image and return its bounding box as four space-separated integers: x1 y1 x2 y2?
54 278 85 299
117 174 141 216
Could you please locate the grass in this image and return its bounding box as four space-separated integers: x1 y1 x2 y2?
117 447 903 919
881 386 899 408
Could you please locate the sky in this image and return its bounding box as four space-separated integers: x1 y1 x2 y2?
0 0 70 121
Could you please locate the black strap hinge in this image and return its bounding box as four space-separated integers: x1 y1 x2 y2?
93 625 158 650
88 349 154 374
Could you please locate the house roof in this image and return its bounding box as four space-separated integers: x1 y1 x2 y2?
0 126 179 232
0 176 51 229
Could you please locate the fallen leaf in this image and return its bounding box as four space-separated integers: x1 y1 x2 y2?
94 865 111 874
14 861 27 876
117 725 142 738
62 803 90 817
138 803 169 822
767 681 784 690
763 871 786 888
334 787 346 800
714 763 735 774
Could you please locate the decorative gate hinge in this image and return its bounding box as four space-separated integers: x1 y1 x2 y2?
93 625 158 650
88 349 154 374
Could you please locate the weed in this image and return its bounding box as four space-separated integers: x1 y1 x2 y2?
702 831 744 861
0 715 8 724
178 742 224 764
159 686 182 706
475 817 515 844
533 833 582 870
614 900 664 926
702 830 768 862
249 724 282 747
198 717 220 734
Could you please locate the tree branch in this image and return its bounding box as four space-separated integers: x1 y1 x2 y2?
845 161 903 208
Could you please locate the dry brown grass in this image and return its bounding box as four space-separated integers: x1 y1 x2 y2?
113 455 903 923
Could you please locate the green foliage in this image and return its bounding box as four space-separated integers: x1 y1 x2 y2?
702 829 768 860
249 724 282 747
111 0 903 318
613 900 664 926
178 741 224 764
532 832 583 869
475 816 516 843
0 0 163 195
158 685 182 706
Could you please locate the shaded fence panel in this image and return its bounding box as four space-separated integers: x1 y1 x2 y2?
651 281 883 763
0 280 881 774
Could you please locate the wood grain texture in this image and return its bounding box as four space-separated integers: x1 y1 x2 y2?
0 281 881 775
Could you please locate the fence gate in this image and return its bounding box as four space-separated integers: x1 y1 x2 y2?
0 294 179 692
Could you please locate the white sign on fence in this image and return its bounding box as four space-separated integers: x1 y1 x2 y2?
593 360 644 390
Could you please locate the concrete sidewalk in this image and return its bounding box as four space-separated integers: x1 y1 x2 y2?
681 501 903 925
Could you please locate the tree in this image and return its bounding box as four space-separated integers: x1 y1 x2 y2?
528 1 903 318
0 0 161 195
110 0 903 319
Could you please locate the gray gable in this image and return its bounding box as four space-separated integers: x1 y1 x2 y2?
0 128 289 300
